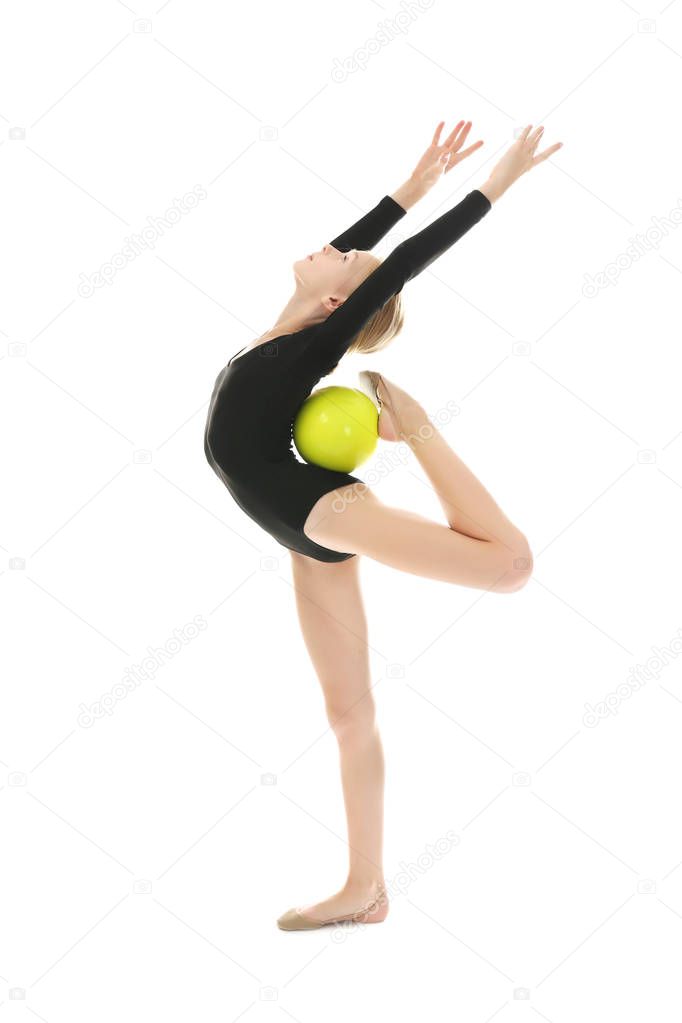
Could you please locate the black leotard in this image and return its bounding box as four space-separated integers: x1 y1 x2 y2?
204 188 492 562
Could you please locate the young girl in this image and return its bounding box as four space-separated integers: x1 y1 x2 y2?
204 120 562 930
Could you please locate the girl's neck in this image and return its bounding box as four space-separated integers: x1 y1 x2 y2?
256 293 322 343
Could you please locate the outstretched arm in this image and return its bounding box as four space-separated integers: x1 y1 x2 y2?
391 118 484 210
328 119 485 251
478 124 563 204
302 188 491 377
329 195 407 253
302 123 562 377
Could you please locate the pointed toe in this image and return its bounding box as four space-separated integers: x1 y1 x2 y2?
357 369 382 407
276 907 323 931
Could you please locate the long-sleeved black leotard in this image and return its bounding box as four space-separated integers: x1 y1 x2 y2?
204 188 492 563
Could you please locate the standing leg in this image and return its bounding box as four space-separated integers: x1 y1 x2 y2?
286 550 388 923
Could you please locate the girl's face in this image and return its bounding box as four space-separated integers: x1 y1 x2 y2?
292 244 376 305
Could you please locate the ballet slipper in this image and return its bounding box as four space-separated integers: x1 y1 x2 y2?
356 370 403 443
277 885 389 931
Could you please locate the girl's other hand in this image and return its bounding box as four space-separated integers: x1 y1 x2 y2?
482 125 563 202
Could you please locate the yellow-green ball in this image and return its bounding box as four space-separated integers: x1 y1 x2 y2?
293 385 378 472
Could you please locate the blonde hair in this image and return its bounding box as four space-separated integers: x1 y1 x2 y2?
343 252 404 356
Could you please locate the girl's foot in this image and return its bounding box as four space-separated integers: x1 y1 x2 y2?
357 370 424 443
277 879 389 930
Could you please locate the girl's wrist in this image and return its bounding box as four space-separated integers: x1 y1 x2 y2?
390 177 427 211
478 177 507 204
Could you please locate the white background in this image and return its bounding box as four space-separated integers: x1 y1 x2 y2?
2 0 682 1019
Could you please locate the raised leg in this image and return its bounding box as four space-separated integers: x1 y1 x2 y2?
303 375 533 593
287 550 388 923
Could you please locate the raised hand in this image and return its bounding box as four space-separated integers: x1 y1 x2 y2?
409 119 485 194
481 124 563 202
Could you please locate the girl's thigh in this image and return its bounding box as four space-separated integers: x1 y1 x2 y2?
303 484 529 592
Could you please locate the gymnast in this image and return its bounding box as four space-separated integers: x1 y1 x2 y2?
204 120 562 930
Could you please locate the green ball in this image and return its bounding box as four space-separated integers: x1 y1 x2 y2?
293 385 378 472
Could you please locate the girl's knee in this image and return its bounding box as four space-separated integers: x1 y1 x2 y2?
498 542 533 593
328 699 377 741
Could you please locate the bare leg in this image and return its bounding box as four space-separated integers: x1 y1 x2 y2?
285 377 529 922
304 374 533 593
288 551 388 923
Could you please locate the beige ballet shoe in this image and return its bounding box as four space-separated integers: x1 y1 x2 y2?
356 369 382 407
277 886 389 931
356 370 401 443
